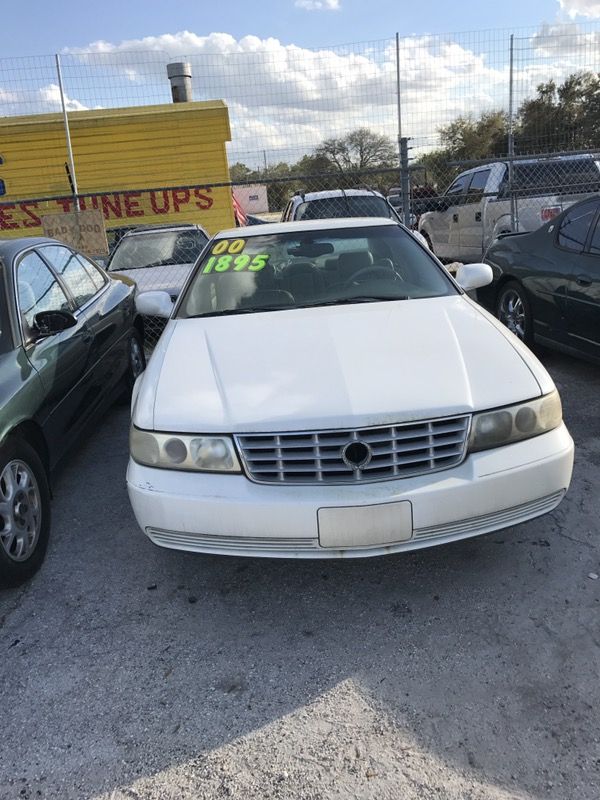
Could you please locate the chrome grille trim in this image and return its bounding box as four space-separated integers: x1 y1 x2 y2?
236 415 470 485
147 529 319 552
413 490 565 540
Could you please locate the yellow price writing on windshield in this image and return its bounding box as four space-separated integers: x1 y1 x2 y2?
202 253 270 273
211 238 246 255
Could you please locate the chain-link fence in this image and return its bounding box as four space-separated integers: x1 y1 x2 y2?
1 23 600 347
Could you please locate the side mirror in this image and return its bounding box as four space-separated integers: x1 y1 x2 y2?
136 290 174 319
455 263 494 292
33 310 77 337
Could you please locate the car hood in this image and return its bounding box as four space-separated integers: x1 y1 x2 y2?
134 295 547 433
110 263 194 296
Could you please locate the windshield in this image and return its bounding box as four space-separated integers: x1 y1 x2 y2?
108 229 207 270
178 225 456 319
295 195 394 221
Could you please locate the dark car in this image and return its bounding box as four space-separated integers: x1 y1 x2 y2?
478 195 600 362
0 237 145 586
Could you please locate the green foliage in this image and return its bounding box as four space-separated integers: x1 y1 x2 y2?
516 71 600 153
439 111 508 162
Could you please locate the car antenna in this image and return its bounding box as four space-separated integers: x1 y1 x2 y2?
340 187 351 215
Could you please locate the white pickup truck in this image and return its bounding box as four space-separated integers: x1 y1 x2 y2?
418 156 600 263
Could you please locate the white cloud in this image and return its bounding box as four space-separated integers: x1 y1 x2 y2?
295 0 340 9
530 20 600 54
38 83 89 112
0 83 90 115
0 23 587 167
559 0 600 18
63 30 514 164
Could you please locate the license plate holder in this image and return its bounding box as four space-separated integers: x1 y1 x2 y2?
318 501 413 549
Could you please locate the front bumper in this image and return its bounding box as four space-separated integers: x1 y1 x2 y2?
126 424 574 558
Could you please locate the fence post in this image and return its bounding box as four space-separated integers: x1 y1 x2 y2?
400 137 411 227
507 34 517 232
395 33 411 227
55 53 80 212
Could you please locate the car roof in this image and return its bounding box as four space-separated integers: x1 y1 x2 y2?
292 189 385 202
0 236 60 262
121 224 205 238
216 217 399 238
459 154 599 176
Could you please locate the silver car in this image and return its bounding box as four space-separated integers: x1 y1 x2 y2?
106 224 209 300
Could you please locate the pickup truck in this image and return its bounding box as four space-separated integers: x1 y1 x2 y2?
418 156 600 263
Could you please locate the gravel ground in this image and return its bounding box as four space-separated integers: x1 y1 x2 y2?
1 349 599 800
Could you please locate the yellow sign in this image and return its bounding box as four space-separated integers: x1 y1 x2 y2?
0 185 226 241
41 209 109 257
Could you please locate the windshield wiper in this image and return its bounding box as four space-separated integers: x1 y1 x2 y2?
295 295 409 309
186 305 295 319
185 296 409 319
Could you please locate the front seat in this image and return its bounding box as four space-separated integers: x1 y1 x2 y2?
337 251 374 282
281 261 327 303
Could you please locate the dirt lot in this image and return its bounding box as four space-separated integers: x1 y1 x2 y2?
0 349 599 800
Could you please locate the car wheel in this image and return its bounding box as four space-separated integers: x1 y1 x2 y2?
121 330 146 401
495 281 533 345
0 438 51 588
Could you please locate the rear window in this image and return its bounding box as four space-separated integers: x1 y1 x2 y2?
109 229 208 270
509 160 600 197
295 196 393 221
557 200 598 252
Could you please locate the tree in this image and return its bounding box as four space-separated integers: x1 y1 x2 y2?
439 111 508 162
516 71 600 153
316 128 398 182
229 162 255 183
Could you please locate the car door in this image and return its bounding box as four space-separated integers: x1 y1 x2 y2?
38 244 122 417
563 199 600 357
15 249 94 463
431 173 471 261
458 168 491 262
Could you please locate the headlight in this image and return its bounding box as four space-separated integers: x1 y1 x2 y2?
130 427 241 472
468 390 562 453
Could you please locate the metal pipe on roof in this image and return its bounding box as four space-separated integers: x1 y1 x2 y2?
167 62 193 103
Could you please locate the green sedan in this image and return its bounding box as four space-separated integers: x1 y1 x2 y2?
0 237 145 587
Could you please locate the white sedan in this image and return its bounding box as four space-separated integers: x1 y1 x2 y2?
127 218 573 558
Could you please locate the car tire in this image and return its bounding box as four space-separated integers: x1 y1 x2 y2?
495 281 533 346
0 438 51 588
120 329 146 403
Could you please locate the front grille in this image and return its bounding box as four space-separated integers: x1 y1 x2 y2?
236 416 470 484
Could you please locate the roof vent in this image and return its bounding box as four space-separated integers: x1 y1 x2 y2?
167 62 192 103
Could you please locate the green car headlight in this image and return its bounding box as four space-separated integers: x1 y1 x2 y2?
468 390 562 453
130 427 241 472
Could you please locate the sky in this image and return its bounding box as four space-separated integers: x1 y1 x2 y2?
0 0 598 55
1 0 600 167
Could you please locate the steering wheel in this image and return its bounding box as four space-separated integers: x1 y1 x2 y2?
344 265 397 287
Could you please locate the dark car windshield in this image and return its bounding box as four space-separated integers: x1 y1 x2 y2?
296 196 394 221
178 225 456 319
108 229 207 270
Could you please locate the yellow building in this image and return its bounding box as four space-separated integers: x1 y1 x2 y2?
0 100 235 238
